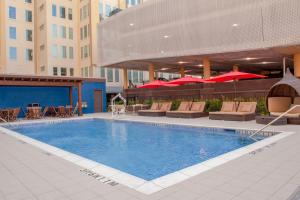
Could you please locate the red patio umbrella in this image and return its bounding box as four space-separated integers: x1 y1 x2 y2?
206 71 266 82
206 71 267 101
137 80 179 89
169 76 209 85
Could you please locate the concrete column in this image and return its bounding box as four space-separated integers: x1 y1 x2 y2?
149 64 155 81
203 58 211 79
233 65 239 72
123 68 128 89
294 53 300 77
180 66 185 78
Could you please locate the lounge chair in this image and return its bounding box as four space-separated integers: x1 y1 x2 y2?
270 97 300 124
138 102 172 117
166 101 207 118
209 101 257 121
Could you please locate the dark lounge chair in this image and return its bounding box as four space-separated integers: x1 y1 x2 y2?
138 102 172 117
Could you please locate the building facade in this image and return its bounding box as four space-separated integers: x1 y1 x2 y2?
0 0 154 94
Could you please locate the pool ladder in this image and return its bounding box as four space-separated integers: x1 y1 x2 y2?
111 93 127 118
249 105 300 141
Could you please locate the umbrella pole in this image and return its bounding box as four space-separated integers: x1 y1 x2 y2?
234 80 237 111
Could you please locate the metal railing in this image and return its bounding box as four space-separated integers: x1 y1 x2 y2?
249 105 300 140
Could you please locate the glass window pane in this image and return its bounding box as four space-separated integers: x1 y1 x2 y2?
9 47 17 60
69 47 74 59
52 5 56 16
107 69 113 82
9 7 16 19
25 30 32 41
52 24 57 38
9 27 16 39
115 69 119 82
25 10 32 22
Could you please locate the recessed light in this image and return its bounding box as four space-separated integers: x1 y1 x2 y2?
129 23 134 26
163 35 169 39
161 68 169 71
232 23 239 27
160 50 165 54
196 64 203 67
178 61 188 64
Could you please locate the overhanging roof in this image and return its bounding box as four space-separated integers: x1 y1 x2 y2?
0 75 105 87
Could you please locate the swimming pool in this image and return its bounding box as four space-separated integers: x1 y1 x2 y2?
7 119 262 181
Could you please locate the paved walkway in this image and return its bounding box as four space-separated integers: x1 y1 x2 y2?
0 114 299 200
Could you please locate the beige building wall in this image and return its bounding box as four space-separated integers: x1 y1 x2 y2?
0 0 146 80
1 0 35 75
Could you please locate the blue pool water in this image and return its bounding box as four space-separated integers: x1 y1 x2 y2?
8 119 260 180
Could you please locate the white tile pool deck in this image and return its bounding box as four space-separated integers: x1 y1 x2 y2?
0 113 299 200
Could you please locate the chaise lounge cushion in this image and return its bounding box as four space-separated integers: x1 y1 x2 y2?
190 102 206 112
237 102 257 113
150 102 160 110
177 101 192 111
268 97 291 113
221 102 238 112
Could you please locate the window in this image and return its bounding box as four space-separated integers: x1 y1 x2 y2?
25 0 32 3
69 27 73 40
81 47 83 58
80 28 83 40
84 67 89 77
68 8 73 20
40 44 45 50
139 71 144 82
70 68 74 76
52 24 57 38
9 7 16 19
60 6 65 18
133 70 139 83
128 70 132 81
105 5 111 17
25 30 32 41
40 66 45 72
52 5 57 16
25 49 33 61
60 26 66 38
53 67 58 76
61 68 67 76
9 47 17 60
82 5 88 19
83 25 88 38
25 10 32 22
69 47 74 59
115 69 119 82
84 45 89 58
51 45 58 57
100 67 105 78
107 68 113 82
61 46 67 58
9 27 16 39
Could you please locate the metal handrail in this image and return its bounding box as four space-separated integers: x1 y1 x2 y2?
249 105 300 140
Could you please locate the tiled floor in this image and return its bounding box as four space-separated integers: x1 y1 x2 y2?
0 114 299 200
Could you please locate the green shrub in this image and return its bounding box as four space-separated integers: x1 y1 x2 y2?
206 99 222 112
171 100 181 111
144 99 153 106
257 98 269 115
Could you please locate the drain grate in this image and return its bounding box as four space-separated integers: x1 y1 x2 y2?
287 186 300 200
